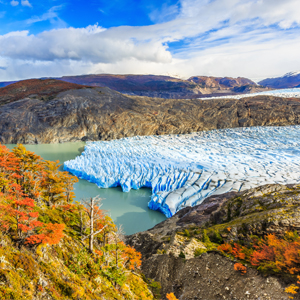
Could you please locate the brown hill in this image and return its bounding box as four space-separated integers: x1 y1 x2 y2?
0 79 89 106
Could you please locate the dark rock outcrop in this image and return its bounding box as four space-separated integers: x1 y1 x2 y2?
1 79 300 144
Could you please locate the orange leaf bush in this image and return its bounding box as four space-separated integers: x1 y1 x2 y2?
166 292 179 300
234 263 247 275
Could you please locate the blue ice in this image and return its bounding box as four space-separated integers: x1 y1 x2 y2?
64 126 300 218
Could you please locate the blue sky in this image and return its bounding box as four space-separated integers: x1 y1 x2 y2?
0 0 300 81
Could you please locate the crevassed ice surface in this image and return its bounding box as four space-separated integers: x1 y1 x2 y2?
199 88 300 100
64 126 300 218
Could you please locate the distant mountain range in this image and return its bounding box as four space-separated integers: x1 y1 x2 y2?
258 71 300 89
1 71 299 99
0 74 270 99
58 74 270 98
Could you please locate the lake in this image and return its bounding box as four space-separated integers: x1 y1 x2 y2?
5 142 166 235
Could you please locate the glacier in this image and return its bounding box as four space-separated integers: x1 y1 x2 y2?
199 88 300 100
64 126 300 218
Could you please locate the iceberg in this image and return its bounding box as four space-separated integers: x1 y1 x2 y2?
64 126 300 217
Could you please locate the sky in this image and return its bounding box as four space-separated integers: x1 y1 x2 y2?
0 0 300 81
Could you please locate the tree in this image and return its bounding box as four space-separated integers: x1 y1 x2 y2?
81 196 107 253
40 161 65 206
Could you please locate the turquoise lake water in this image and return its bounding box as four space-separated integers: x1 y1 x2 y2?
5 143 166 235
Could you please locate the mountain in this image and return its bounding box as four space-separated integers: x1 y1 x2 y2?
57 74 270 99
0 74 271 99
259 71 300 88
0 78 300 144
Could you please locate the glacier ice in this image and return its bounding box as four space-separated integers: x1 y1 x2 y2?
199 88 300 100
64 126 300 218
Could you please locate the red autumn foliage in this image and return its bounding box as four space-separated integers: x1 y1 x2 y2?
234 263 247 275
232 243 246 260
218 232 300 275
25 223 65 245
0 144 75 246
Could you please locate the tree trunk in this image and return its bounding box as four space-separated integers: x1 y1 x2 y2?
89 197 94 253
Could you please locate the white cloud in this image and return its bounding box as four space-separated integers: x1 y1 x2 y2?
1 0 300 81
21 0 32 7
10 0 19 6
0 25 172 63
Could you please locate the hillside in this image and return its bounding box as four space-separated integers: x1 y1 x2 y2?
0 79 300 144
0 79 88 107
259 71 300 89
0 144 156 300
127 183 300 299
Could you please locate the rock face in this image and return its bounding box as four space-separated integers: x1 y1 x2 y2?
59 74 269 99
127 184 300 299
259 71 300 89
1 79 300 144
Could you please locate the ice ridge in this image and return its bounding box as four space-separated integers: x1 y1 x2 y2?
64 126 300 218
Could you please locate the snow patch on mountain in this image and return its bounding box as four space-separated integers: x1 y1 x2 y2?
283 71 300 78
64 126 300 217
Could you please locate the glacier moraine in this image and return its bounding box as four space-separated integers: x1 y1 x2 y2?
64 126 300 218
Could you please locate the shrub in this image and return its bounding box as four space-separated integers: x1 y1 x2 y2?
202 229 211 244
210 229 223 244
184 229 190 237
194 248 206 257
234 263 247 275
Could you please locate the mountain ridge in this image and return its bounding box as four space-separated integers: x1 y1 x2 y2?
0 74 270 99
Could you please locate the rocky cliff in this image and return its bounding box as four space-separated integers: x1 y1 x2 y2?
0 79 300 144
127 184 300 299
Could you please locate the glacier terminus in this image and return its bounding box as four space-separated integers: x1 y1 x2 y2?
64 126 300 218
